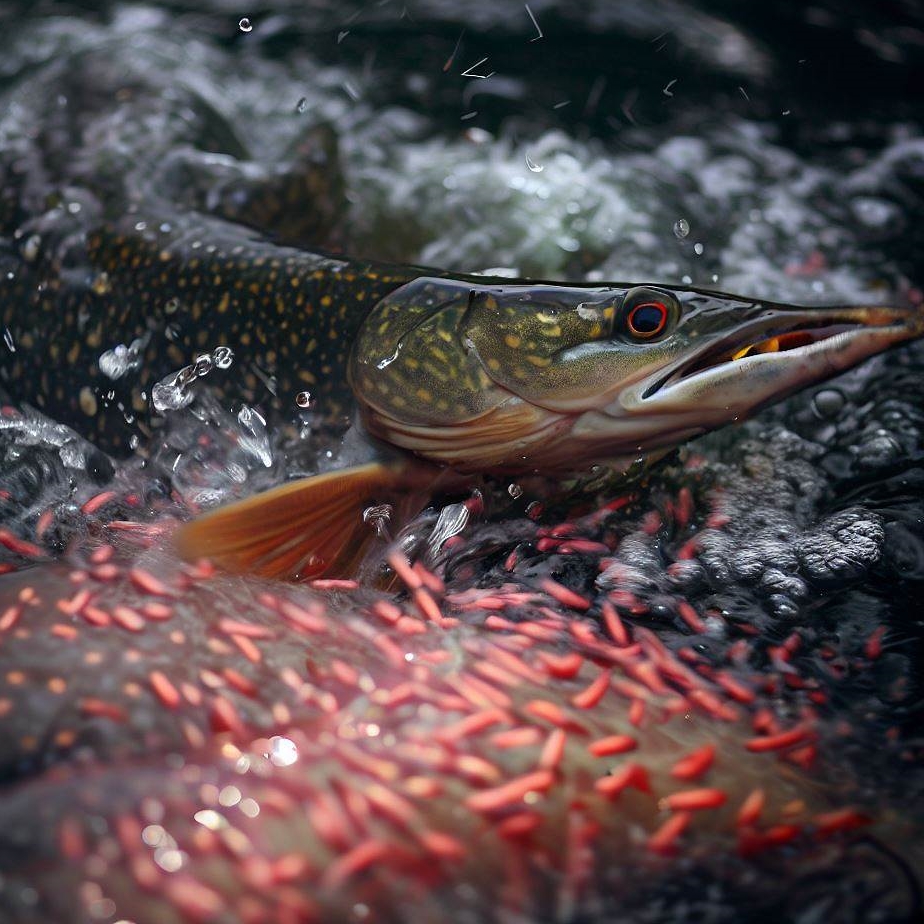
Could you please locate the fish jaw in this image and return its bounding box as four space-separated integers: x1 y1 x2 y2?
571 302 923 459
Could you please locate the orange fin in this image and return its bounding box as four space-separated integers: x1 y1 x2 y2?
175 462 424 581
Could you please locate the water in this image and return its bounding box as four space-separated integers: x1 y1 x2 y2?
0 3 922 923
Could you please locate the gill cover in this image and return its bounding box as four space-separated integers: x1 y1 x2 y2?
349 277 635 470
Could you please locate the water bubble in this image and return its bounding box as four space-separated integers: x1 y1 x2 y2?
673 218 690 239
526 500 544 520
211 345 234 369
693 242 704 255
164 297 180 315
239 17 252 32
295 97 309 114
193 354 213 377
295 390 313 409
525 153 544 173
507 483 523 499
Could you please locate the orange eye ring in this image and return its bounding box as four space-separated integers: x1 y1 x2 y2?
626 301 669 339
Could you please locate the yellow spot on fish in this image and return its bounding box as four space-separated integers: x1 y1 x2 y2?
79 387 97 417
504 334 521 349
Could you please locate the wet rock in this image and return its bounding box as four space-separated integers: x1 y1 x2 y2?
796 509 885 585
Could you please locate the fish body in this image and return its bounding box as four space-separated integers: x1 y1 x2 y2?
0 46 920 579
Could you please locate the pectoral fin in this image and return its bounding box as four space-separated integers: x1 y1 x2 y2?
175 461 430 581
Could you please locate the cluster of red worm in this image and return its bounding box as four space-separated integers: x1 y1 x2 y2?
0 444 892 922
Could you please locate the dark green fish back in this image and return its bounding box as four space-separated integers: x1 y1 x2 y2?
0 48 420 453
0 209 417 452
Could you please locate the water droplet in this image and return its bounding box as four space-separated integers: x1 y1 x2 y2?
525 153 544 173
693 242 704 255
237 405 272 467
152 370 195 413
507 483 523 498
164 297 180 315
427 501 471 555
295 96 309 114
99 339 145 380
673 218 690 239
363 504 393 540
211 345 234 369
239 17 252 32
526 501 544 520
295 390 313 408
3 328 14 352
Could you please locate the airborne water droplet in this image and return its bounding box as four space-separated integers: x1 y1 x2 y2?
152 371 194 413
673 218 690 239
295 391 313 409
693 242 704 255
525 153 544 173
239 17 252 32
211 345 234 369
3 328 14 352
507 483 523 499
295 97 309 114
99 340 144 380
363 504 393 540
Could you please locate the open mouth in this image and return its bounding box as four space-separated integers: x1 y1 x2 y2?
643 318 873 399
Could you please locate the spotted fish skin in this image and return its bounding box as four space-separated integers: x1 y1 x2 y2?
0 207 418 451
0 46 420 452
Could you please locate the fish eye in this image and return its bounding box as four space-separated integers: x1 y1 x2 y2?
622 287 675 341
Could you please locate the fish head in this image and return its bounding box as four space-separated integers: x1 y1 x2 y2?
350 277 922 473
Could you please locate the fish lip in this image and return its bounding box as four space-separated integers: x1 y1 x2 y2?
639 307 915 400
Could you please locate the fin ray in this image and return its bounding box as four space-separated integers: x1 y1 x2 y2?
176 462 422 581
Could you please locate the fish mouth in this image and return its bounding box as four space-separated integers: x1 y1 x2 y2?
641 308 916 400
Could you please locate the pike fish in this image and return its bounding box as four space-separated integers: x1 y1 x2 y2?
0 50 920 581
